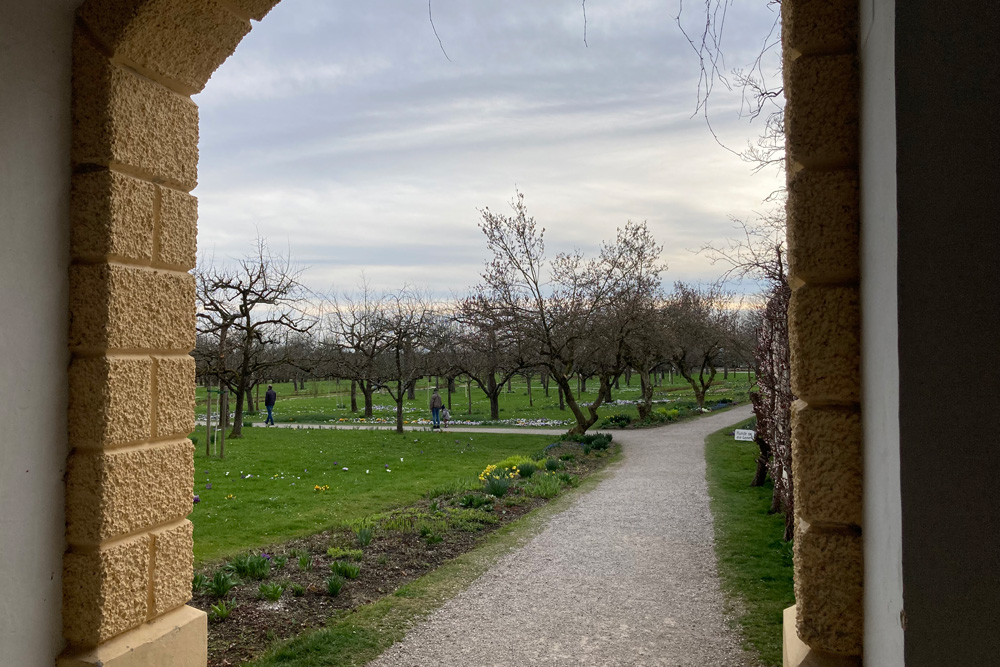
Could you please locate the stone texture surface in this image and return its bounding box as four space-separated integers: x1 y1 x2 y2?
71 170 155 262
72 30 199 190
155 355 195 438
794 526 863 655
783 606 861 667
69 355 152 448
787 168 859 284
371 407 756 667
784 53 859 170
151 521 194 617
791 402 862 526
228 0 283 21
788 285 860 404
58 604 207 667
69 263 195 352
79 0 250 94
65 440 194 544
63 535 151 647
157 186 197 269
783 0 858 56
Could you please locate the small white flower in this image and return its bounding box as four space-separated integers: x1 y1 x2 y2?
386 469 391 473
366 470 370 474
342 467 349 471
400 457 404 462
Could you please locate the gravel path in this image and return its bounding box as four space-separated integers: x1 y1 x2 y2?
368 406 756 667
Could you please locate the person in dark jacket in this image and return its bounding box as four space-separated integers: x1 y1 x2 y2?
264 385 277 425
429 389 443 429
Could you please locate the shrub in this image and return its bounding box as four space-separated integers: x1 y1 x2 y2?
516 461 539 478
483 475 511 498
258 582 284 601
330 561 360 579
327 547 364 562
207 571 239 599
209 599 234 622
525 474 562 499
544 457 561 471
326 574 345 597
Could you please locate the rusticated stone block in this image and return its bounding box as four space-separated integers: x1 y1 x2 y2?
783 0 858 57
65 440 194 544
71 170 154 263
787 169 859 284
795 525 863 655
63 534 151 647
789 285 860 404
69 263 195 352
151 521 193 616
784 53 859 170
791 401 862 526
69 355 152 449
155 355 195 438
156 186 197 269
228 0 283 21
78 0 250 94
72 30 198 190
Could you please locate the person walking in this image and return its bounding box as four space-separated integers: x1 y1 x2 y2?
429 388 444 429
264 384 277 425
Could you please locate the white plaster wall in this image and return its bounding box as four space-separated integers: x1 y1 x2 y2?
0 1 81 663
859 1 904 665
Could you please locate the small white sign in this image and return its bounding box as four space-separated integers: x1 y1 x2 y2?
734 429 756 442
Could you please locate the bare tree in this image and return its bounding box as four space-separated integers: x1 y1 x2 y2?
195 238 314 438
477 191 664 434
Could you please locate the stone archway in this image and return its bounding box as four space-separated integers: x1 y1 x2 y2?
63 1 864 665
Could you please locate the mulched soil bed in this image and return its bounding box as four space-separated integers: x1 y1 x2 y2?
192 443 614 666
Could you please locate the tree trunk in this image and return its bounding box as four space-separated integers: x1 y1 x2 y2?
467 379 473 415
506 378 512 393
350 380 358 412
625 368 631 386
526 374 533 407
447 377 453 410
558 385 565 411
613 375 620 390
541 371 550 397
487 376 500 419
637 369 654 420
407 382 415 400
395 380 405 434
363 380 374 418
245 386 255 414
751 435 771 487
229 384 243 438
724 363 729 379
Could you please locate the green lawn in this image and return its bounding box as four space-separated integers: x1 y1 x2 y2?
190 427 555 564
196 373 756 426
704 418 794 667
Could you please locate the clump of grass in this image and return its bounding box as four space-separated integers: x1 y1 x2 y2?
298 554 313 571
557 472 579 487
258 582 284 601
457 493 492 509
544 457 561 471
516 461 539 478
226 553 271 580
330 561 361 579
483 476 510 498
289 582 305 597
207 570 239 599
272 554 288 569
355 525 375 547
326 574 345 597
525 473 562 499
327 547 364 562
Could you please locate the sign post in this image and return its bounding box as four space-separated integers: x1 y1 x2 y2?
734 429 756 442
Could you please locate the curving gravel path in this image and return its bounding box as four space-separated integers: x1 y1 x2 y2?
368 405 756 667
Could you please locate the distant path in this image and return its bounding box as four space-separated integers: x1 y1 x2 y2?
367 405 755 667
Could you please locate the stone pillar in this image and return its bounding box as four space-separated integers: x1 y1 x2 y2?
61 1 280 664
781 0 864 664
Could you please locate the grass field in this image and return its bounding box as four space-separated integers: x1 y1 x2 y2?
190 427 556 564
196 373 756 426
704 418 794 667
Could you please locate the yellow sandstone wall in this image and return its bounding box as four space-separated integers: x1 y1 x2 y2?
62 1 280 664
782 0 864 664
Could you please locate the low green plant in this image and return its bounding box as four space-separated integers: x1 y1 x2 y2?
326 574 345 597
330 561 361 579
207 570 239 598
457 493 493 509
289 582 305 597
190 435 199 447
192 572 208 594
376 553 389 565
557 472 580 487
426 477 479 499
483 476 511 498
327 547 364 561
209 599 234 622
544 457 561 471
355 525 375 547
226 553 271 580
272 554 288 569
516 461 539 478
298 554 313 571
559 453 575 461
525 473 562 499
424 531 443 544
601 413 632 428
258 582 284 601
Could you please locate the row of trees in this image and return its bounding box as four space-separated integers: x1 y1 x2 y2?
194 195 756 439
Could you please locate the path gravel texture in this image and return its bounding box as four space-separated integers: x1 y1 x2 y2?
368 405 756 667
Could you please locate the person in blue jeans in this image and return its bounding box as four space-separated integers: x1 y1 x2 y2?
264 384 277 425
429 388 443 429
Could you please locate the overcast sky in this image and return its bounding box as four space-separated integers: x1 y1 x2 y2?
194 0 783 298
